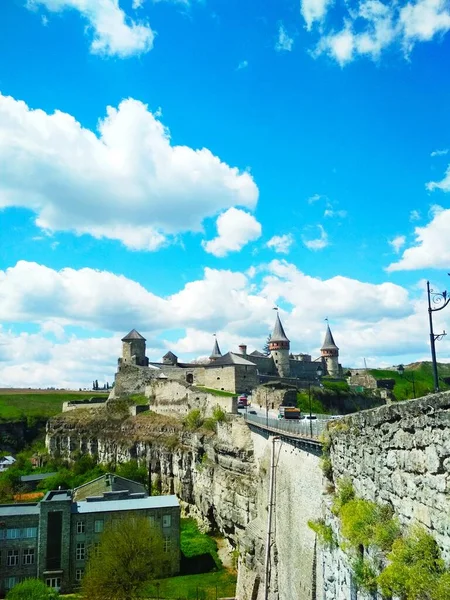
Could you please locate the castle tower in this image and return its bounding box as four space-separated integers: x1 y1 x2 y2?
121 329 148 367
269 312 290 377
321 323 339 377
209 337 222 362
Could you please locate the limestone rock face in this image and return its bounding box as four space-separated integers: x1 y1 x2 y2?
46 412 257 544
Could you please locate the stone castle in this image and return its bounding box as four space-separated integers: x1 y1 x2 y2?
114 313 342 396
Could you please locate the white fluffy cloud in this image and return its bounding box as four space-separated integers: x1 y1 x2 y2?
301 0 333 30
389 235 406 254
28 0 154 57
387 206 450 271
431 148 449 157
0 94 258 250
427 163 450 193
202 208 262 257
307 0 450 65
302 224 329 250
266 234 294 254
275 24 294 51
1 259 446 386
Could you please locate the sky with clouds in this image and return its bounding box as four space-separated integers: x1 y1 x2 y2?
1 0 450 388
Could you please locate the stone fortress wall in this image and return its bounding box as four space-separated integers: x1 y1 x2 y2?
320 391 450 600
145 378 237 417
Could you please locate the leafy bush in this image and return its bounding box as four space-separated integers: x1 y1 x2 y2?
202 418 217 431
184 409 204 430
307 519 336 548
6 579 59 600
352 556 378 593
331 478 355 515
340 498 400 552
320 455 333 481
212 406 226 422
377 527 446 600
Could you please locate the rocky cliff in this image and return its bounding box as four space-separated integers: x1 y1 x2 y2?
46 406 257 544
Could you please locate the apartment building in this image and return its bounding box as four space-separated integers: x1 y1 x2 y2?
0 474 180 596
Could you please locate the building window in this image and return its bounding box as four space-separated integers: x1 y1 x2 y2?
91 542 101 558
94 519 104 533
23 548 35 565
46 577 61 590
5 577 18 590
6 528 21 540
148 515 156 528
7 550 19 566
24 527 37 539
76 543 85 561
162 514 172 528
77 521 85 534
163 537 171 553
75 568 84 582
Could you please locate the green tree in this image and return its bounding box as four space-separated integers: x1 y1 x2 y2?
81 515 168 600
116 459 148 485
6 579 59 600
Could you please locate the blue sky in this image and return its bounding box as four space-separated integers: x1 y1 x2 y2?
1 0 450 388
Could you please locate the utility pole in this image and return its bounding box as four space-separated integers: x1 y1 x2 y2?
264 436 279 600
427 279 450 392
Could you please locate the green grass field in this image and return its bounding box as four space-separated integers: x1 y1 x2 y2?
0 390 108 422
369 362 450 400
143 570 237 599
194 387 236 397
180 519 221 568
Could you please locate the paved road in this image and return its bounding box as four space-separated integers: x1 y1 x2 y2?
238 405 332 438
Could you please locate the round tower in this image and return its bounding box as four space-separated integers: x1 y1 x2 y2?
269 312 290 378
121 329 148 367
321 323 339 377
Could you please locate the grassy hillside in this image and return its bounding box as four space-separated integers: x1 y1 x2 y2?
368 362 450 400
0 389 108 422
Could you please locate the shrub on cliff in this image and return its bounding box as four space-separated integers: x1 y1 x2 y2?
377 527 446 600
307 519 336 548
184 409 203 430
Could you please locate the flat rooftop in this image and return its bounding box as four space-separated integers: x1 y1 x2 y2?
73 494 180 514
0 503 40 517
20 472 57 483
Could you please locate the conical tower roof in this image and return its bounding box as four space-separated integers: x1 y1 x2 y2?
209 337 222 359
321 324 338 351
270 312 290 343
121 329 146 342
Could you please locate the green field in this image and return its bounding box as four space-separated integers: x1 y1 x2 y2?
143 570 237 599
194 387 236 397
0 390 108 422
369 362 450 400
180 518 221 568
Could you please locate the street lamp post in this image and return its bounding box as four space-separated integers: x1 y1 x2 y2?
427 279 450 392
308 365 323 437
396 364 416 398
